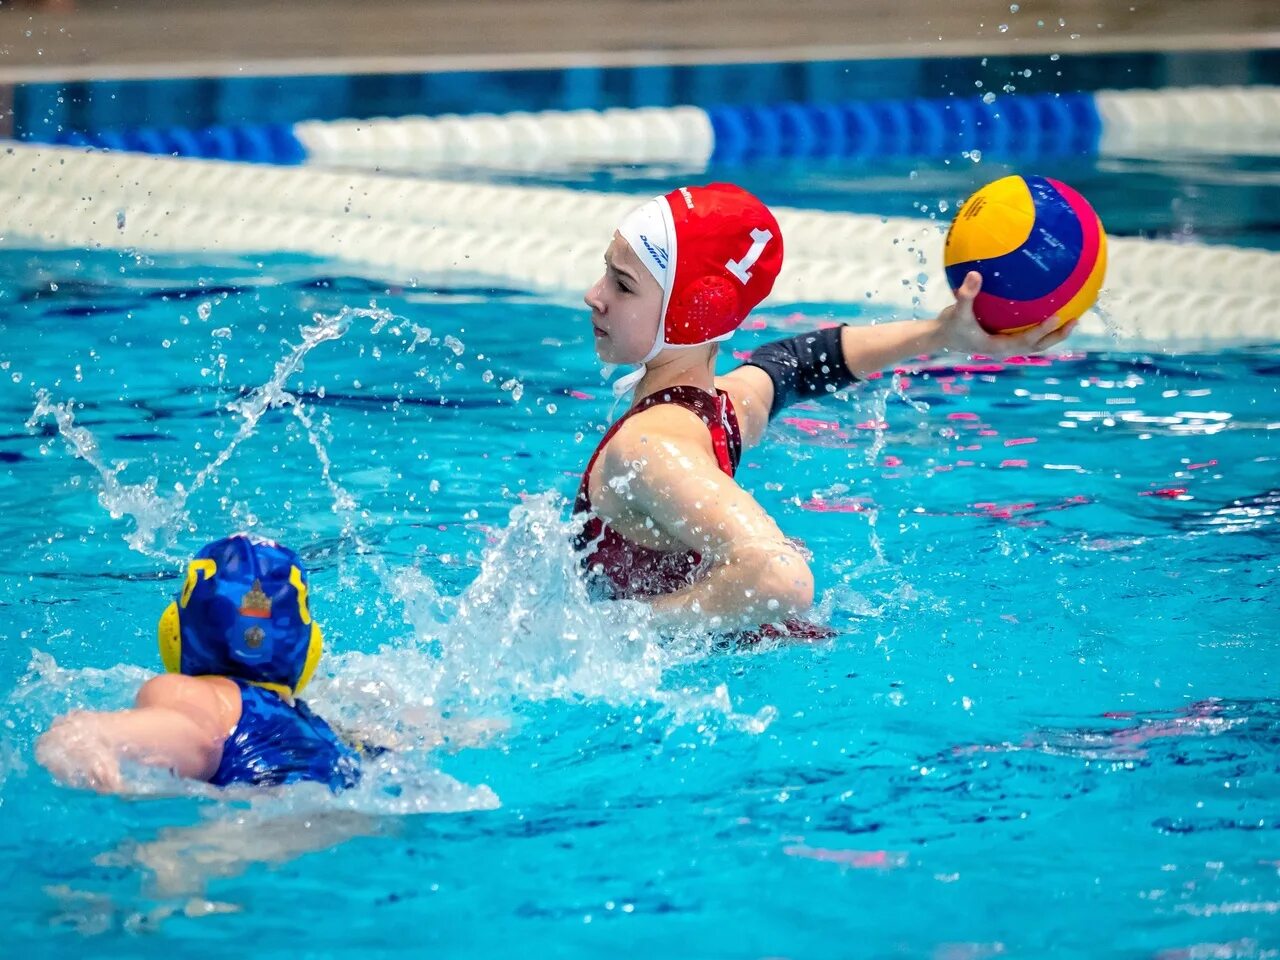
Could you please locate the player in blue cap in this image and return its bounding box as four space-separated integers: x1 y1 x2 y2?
37 533 362 793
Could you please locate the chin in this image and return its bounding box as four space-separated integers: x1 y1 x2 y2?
595 343 631 365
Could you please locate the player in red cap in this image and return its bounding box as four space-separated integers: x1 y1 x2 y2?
577 183 1074 635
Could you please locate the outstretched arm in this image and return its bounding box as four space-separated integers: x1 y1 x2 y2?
37 674 234 792
597 411 814 632
720 271 1077 446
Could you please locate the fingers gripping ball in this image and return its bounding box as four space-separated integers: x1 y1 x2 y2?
944 175 1107 334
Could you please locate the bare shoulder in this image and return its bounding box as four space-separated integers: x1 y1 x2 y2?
136 674 240 734
601 401 717 475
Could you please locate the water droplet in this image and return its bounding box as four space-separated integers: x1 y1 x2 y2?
998 23 1009 32
196 301 212 321
969 149 983 163
546 403 557 415
1050 53 1060 61
1010 2 1019 10
982 92 997 104
938 200 949 213
444 335 464 356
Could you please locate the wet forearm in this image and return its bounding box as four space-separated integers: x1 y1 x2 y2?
646 545 814 633
838 317 947 379
39 708 220 789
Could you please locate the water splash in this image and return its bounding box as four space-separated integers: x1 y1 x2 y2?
312 492 777 737
25 305 390 560
26 391 177 559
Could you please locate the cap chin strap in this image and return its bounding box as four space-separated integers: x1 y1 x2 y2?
610 334 666 400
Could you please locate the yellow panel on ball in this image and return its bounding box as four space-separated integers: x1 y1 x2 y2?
944 175 1036 266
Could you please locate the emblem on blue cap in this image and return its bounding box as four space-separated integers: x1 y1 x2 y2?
240 580 272 618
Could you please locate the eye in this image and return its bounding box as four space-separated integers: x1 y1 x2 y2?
614 277 632 294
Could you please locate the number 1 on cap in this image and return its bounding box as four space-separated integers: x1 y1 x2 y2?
725 229 774 284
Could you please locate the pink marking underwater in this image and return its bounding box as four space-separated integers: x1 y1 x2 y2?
781 416 850 440
800 496 873 513
1141 487 1190 499
782 845 905 869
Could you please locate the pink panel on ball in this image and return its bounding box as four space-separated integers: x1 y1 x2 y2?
972 205 1103 333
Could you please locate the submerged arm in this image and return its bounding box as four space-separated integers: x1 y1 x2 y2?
36 674 233 792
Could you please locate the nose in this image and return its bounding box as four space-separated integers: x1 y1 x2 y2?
584 275 606 313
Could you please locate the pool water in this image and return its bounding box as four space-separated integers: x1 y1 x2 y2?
1 164 1279 957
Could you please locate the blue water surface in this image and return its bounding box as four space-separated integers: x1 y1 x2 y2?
0 166 1278 957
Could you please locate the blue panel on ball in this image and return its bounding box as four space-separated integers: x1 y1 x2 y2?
946 175 1083 301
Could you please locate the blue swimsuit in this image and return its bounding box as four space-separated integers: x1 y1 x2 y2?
209 680 362 791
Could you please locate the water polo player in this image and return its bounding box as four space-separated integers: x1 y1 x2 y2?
37 534 362 793
576 183 1075 632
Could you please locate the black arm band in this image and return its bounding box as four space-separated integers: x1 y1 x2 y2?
741 326 854 418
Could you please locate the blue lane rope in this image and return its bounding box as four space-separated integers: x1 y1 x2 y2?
29 91 1101 165
45 123 307 164
704 92 1099 162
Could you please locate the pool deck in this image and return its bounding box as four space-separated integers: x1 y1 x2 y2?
0 0 1278 82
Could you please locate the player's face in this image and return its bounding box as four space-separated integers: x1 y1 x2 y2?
583 233 664 364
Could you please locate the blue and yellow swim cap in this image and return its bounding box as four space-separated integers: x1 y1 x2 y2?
157 534 324 698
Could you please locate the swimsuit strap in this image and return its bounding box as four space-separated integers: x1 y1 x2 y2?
579 386 740 508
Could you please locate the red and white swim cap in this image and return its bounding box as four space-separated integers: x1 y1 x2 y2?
617 183 783 370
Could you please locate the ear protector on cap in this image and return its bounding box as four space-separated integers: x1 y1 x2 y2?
157 534 324 698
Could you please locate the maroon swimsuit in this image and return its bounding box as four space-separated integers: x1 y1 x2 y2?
573 385 742 600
